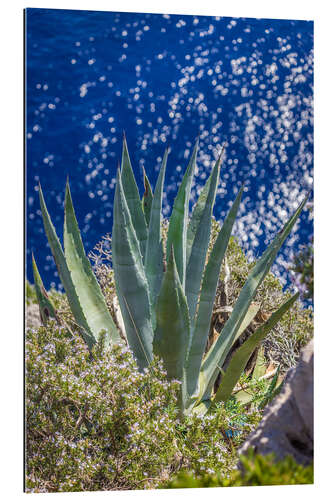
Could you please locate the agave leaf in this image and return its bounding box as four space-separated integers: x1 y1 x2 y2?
112 169 154 369
191 400 211 416
185 151 222 323
188 301 258 413
186 146 225 265
234 390 253 405
153 247 191 409
144 148 169 312
64 181 121 345
252 345 266 379
186 175 212 267
31 253 59 325
121 134 148 259
166 138 198 287
199 196 308 403
141 167 153 226
213 293 299 405
39 184 96 348
230 302 260 347
185 188 244 403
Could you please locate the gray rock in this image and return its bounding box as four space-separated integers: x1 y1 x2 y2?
239 339 313 465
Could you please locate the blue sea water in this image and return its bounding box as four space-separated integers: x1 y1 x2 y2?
25 8 313 290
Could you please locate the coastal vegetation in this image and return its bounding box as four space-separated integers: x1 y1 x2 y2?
26 138 313 491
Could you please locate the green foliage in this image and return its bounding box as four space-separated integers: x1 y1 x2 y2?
26 280 37 305
214 294 298 405
164 449 313 487
26 279 65 309
227 367 284 409
112 167 154 368
32 253 59 325
154 248 191 389
90 228 313 375
210 225 284 310
144 148 168 314
256 365 283 409
291 240 314 301
38 181 121 349
25 322 179 492
30 159 313 491
210 224 313 371
25 322 261 492
265 296 313 370
141 167 153 226
35 136 309 416
111 137 307 415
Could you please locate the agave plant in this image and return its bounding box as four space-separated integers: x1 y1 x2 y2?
34 135 307 415
37 181 122 349
31 252 60 326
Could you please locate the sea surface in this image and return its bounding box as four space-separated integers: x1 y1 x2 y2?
25 8 314 290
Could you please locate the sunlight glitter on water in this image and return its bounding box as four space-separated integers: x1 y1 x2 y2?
26 10 313 289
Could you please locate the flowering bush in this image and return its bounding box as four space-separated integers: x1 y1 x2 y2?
25 321 261 492
25 215 313 492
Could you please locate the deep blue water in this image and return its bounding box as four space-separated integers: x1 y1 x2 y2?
25 8 313 289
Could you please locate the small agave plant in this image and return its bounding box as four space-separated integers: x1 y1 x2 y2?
33 135 307 415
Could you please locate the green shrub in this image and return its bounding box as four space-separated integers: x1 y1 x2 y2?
25 322 261 492
26 280 37 305
26 322 178 492
25 230 313 492
291 240 314 301
91 226 313 374
35 137 309 416
164 450 314 488
25 278 65 309
210 222 313 371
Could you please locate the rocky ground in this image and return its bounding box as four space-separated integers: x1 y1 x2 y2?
239 340 313 465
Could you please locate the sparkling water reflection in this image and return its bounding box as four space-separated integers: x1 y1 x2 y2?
25 9 313 289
